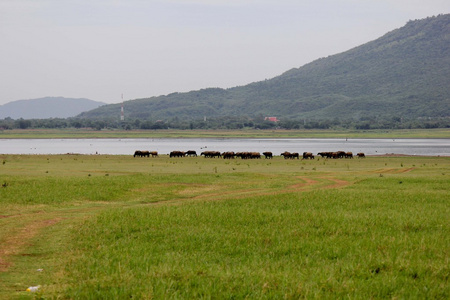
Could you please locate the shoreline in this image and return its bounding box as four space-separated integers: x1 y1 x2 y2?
1 153 449 158
1 128 449 139
369 153 450 157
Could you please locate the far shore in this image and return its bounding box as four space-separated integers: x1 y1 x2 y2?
0 128 449 139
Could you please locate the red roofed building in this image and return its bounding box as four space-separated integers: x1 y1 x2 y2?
264 117 279 122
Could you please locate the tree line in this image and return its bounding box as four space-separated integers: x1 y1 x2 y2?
0 115 449 131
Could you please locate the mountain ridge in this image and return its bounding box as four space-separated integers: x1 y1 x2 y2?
0 97 106 119
27 15 450 121
237 14 450 119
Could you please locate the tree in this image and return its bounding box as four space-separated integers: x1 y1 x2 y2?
15 119 31 129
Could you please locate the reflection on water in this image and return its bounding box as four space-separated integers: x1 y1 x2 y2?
1 138 449 156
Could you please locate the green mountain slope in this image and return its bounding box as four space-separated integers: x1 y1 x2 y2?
79 14 450 121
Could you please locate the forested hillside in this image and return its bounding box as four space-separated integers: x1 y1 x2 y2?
79 14 449 123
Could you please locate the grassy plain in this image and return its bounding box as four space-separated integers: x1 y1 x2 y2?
0 154 449 299
1 128 449 139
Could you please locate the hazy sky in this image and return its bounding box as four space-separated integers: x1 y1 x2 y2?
1 0 448 105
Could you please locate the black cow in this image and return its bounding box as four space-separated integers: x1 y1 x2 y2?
201 151 221 158
170 151 185 158
281 151 291 159
185 150 197 157
222 151 235 159
317 152 333 158
263 152 273 159
250 152 261 159
281 151 299 159
302 152 314 160
335 151 346 159
134 150 150 157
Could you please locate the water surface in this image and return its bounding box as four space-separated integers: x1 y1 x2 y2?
1 138 449 156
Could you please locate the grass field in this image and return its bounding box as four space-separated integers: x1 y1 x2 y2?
1 128 450 139
0 154 448 299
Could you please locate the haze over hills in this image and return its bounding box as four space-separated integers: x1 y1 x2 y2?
65 15 450 121
0 97 106 119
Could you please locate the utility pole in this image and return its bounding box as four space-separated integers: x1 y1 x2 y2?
120 94 124 121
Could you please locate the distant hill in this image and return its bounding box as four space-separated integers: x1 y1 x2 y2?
0 97 106 119
79 14 450 121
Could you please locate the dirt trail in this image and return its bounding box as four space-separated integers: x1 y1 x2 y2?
154 175 351 205
0 217 62 272
0 174 351 273
373 167 416 174
289 177 319 190
0 205 113 273
317 177 351 189
290 176 350 191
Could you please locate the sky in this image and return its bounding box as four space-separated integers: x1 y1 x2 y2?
1 0 448 105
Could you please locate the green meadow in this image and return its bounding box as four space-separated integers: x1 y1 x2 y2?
0 154 448 299
1 128 450 138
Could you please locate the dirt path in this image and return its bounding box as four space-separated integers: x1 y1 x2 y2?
152 175 351 205
290 176 350 191
0 174 351 273
372 167 416 174
0 205 114 273
0 217 62 272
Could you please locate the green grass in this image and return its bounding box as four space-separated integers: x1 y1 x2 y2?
1 128 449 138
64 191 448 299
0 155 449 299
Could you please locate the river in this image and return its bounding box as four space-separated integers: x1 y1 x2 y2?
1 138 449 156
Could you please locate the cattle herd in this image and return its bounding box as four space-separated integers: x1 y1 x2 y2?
133 150 158 157
134 150 365 159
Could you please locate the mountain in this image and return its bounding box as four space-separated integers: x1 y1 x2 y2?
0 97 106 119
79 14 450 121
